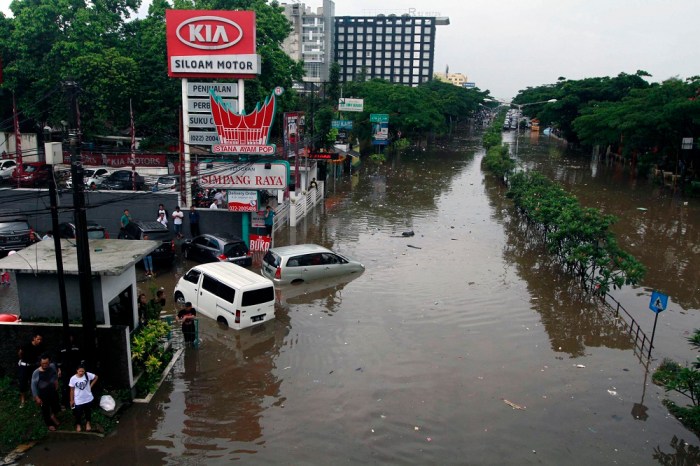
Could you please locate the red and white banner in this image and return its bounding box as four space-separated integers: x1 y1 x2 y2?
166 10 259 78
63 152 168 167
249 234 271 252
227 190 258 212
210 91 276 154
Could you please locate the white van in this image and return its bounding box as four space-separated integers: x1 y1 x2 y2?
173 262 275 330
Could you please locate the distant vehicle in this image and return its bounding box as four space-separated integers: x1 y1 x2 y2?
261 244 365 284
121 220 175 263
101 170 145 191
0 215 36 254
173 262 275 330
152 175 180 192
58 221 109 240
182 234 252 266
0 160 17 180
10 162 52 187
65 168 111 189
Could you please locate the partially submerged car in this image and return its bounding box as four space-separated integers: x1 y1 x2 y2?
182 234 252 267
261 244 364 285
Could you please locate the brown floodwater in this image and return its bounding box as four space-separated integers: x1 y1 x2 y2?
20 130 700 465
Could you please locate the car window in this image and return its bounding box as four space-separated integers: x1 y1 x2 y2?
242 286 274 306
184 269 201 284
201 274 235 303
320 253 339 265
223 242 247 257
87 229 105 239
97 169 108 176
24 165 36 173
193 236 209 246
263 251 280 267
0 221 30 232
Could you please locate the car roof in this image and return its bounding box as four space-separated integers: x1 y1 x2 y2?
205 233 244 243
132 220 168 231
268 244 331 257
189 262 272 288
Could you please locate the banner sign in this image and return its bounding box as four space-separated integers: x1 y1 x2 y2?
227 190 258 212
332 119 353 129
249 233 271 252
308 150 339 160
187 114 217 128
251 210 265 228
372 118 389 146
189 131 221 145
284 112 304 146
370 114 389 123
187 82 237 97
338 98 364 112
63 152 168 167
166 10 260 78
199 162 288 189
188 98 237 114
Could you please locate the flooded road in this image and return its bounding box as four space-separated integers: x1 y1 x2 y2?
21 131 700 465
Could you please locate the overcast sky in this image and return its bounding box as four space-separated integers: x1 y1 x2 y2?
1 0 698 100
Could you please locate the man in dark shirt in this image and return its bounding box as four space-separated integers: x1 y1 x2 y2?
18 334 44 407
177 302 197 345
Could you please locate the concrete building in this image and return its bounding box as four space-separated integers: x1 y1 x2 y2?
333 14 449 86
281 0 335 84
434 71 468 87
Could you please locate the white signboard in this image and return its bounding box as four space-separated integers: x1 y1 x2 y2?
682 137 693 150
187 82 238 97
189 131 221 145
188 98 237 113
338 98 364 112
227 190 258 212
188 114 216 128
199 162 288 189
170 54 261 76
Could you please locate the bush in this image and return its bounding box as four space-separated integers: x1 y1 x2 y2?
131 320 172 398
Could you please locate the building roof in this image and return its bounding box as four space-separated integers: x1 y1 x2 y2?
0 239 160 276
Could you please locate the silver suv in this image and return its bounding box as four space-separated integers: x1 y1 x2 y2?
261 244 364 284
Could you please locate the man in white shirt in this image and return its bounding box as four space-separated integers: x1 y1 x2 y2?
171 206 184 238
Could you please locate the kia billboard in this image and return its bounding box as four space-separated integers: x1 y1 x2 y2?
166 10 259 78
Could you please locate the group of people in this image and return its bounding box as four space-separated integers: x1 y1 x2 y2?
17 333 98 432
156 204 187 239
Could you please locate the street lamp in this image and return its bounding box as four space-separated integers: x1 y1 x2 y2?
483 98 557 158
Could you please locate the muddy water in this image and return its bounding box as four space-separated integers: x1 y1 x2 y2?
21 131 700 465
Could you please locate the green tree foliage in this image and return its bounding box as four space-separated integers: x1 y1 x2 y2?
505 171 645 293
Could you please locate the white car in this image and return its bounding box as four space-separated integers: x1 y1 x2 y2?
66 167 111 188
0 160 17 180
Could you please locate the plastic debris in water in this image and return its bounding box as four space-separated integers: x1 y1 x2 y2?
502 399 526 410
575 364 586 368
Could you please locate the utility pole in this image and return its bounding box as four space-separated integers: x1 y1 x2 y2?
47 163 70 348
64 81 97 366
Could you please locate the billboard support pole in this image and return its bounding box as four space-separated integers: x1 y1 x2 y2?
182 78 192 207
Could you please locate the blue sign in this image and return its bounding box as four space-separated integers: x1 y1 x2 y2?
332 120 353 129
649 291 668 313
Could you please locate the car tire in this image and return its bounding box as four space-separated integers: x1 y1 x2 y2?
174 292 186 306
217 316 229 327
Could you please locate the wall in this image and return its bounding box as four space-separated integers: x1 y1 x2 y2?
0 322 133 388
15 274 105 323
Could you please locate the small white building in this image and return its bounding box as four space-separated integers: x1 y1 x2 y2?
0 239 158 330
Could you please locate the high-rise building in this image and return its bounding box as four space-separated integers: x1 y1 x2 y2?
434 72 469 87
333 14 449 86
281 1 335 84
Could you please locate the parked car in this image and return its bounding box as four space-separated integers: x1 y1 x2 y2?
173 262 275 330
101 170 145 190
0 215 36 254
182 234 251 266
152 175 180 192
261 244 365 284
121 220 175 263
0 160 17 180
10 162 52 187
65 167 111 189
58 221 109 239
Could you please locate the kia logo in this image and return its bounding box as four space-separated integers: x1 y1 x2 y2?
176 16 244 50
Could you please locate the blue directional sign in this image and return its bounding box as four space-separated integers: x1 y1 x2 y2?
649 291 668 313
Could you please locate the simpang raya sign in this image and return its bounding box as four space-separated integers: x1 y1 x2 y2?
199 162 288 190
166 10 260 78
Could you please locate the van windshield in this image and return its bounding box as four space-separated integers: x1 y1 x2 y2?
242 286 274 306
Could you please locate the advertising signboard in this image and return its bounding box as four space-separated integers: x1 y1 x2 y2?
227 190 258 212
284 112 304 146
249 233 271 252
199 162 288 189
210 91 277 154
371 114 389 146
187 82 237 97
338 98 364 112
166 10 260 78
332 119 353 129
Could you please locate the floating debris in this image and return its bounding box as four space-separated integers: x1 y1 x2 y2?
637 207 648 211
502 399 526 410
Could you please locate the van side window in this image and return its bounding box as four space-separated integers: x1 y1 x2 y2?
184 269 200 284
201 274 235 303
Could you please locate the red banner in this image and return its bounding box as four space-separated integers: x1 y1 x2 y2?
62 152 168 167
249 234 271 252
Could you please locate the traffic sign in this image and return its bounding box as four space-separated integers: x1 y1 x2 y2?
649 291 668 313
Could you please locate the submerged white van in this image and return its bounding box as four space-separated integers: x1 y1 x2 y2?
173 262 275 330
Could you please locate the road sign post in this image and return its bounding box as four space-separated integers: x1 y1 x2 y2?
648 291 668 360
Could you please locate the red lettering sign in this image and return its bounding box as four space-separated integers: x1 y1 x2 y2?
249 234 271 252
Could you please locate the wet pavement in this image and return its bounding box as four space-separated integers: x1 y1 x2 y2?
14 130 700 465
